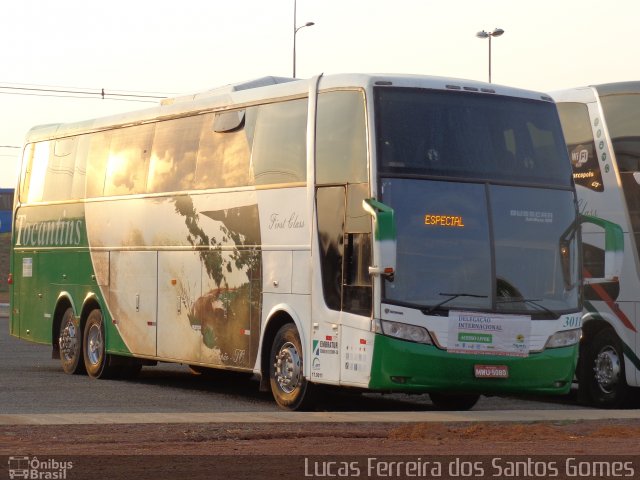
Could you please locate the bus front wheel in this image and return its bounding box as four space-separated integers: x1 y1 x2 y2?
269 323 316 410
580 328 628 408
59 308 85 375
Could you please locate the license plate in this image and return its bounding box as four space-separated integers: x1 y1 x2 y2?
474 364 509 378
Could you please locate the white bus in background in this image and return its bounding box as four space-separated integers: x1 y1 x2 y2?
552 82 640 408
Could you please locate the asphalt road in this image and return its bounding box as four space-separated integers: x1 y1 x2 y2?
0 316 589 415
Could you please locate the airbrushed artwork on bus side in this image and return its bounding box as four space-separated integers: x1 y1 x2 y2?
174 196 262 367
85 192 262 369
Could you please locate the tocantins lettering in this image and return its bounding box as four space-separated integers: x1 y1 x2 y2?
15 213 83 247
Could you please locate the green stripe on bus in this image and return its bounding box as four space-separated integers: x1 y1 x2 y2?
584 300 640 371
580 214 624 253
623 343 640 372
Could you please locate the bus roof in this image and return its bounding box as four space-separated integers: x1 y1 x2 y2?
23 73 555 144
594 81 640 97
550 81 640 103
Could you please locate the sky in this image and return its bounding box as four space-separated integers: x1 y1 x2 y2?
0 0 638 188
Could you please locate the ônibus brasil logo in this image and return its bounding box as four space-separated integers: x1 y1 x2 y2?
7 456 73 479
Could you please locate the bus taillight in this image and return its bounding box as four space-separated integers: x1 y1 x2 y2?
7 273 12 285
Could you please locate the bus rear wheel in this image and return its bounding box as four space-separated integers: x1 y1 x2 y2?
59 308 85 375
83 309 118 379
429 392 480 411
269 323 315 410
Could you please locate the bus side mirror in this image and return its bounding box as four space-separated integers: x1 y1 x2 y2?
362 198 396 280
579 213 624 284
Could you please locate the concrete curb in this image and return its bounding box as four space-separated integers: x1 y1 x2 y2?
1 409 639 425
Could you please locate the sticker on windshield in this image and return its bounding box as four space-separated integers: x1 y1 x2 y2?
509 210 553 224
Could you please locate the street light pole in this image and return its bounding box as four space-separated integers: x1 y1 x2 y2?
293 0 314 78
476 28 504 83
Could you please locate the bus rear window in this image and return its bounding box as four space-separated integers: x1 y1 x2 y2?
375 87 572 187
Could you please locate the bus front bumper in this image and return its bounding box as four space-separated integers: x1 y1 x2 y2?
368 334 578 395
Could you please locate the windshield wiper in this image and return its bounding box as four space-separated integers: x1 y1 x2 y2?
421 292 488 315
496 297 558 318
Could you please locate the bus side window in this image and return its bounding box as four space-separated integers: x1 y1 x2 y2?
343 183 372 316
24 142 52 204
583 242 620 301
19 144 34 203
85 131 112 198
147 115 202 193
316 186 345 311
194 110 255 189
316 186 373 316
71 135 87 199
251 98 307 186
316 90 372 314
316 90 368 185
42 137 77 201
103 124 154 196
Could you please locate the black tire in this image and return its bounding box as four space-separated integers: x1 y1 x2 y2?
58 308 85 375
429 392 480 411
119 359 143 379
269 323 315 410
189 365 208 376
83 309 119 379
579 328 628 408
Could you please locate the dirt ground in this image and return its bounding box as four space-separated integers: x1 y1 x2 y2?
2 420 639 479
2 419 639 455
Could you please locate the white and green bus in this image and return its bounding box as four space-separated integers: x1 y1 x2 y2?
552 81 640 408
10 74 582 410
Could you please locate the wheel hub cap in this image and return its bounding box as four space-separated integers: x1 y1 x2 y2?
594 347 621 393
86 325 103 366
59 321 77 360
274 341 301 394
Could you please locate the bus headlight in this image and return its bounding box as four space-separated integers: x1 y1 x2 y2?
545 328 581 349
376 319 433 345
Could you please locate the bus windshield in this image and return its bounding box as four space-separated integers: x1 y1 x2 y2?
375 87 573 186
375 87 579 316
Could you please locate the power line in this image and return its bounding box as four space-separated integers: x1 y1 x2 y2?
0 84 166 99
0 82 178 103
0 90 159 103
0 146 21 149
0 80 175 96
